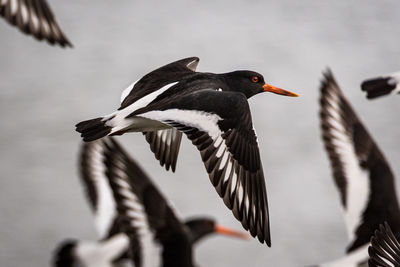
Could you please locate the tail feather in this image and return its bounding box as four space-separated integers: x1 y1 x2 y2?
75 117 112 142
361 77 396 99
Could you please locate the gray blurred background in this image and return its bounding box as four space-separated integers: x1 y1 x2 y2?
1 0 399 266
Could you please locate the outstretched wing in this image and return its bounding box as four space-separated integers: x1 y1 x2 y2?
119 57 199 109
143 129 182 172
319 69 399 252
119 57 198 172
101 138 186 266
79 141 118 239
134 89 270 245
369 222 400 267
0 0 72 47
361 71 400 99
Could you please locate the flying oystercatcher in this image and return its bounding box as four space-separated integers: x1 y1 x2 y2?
361 71 400 99
368 222 400 267
313 70 400 266
75 57 298 246
53 138 247 267
0 0 72 47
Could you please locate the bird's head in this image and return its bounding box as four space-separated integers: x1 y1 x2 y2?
52 240 81 267
184 217 248 244
224 70 298 98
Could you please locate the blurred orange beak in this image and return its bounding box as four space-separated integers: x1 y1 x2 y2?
214 225 249 239
263 83 299 97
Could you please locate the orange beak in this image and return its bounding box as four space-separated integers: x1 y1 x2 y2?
214 225 249 240
262 83 299 97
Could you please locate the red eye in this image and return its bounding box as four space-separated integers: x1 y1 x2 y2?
251 76 259 83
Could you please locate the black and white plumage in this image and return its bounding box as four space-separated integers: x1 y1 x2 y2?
369 222 400 267
53 140 130 267
0 0 72 47
76 57 298 246
361 71 400 99
53 138 247 267
98 137 248 267
315 69 400 266
52 234 130 267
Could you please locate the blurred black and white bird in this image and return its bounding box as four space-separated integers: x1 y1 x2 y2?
313 70 400 266
361 71 400 99
75 57 299 246
368 222 400 267
53 138 248 267
0 0 72 47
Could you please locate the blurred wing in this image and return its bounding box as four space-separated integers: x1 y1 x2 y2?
102 138 185 266
0 0 72 47
361 71 400 99
136 90 271 245
369 222 400 267
80 141 118 239
319 69 399 252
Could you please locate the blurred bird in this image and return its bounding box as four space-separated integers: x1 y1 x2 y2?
76 57 298 245
53 138 247 267
314 69 400 266
361 71 400 99
0 0 72 47
368 222 400 267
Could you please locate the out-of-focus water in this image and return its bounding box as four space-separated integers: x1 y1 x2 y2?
0 0 399 266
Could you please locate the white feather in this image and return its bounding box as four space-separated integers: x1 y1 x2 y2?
138 109 222 139
230 170 238 195
75 233 130 267
325 87 371 242
20 2 28 24
10 0 17 15
388 71 400 94
120 79 139 103
114 164 161 267
223 161 233 182
88 142 117 239
105 82 178 134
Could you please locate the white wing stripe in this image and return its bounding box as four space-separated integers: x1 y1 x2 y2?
87 142 116 238
114 172 160 267
120 79 140 103
106 82 178 133
219 151 229 170
223 160 233 183
325 88 370 242
139 109 222 139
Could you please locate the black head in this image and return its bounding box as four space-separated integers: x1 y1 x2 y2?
52 240 79 267
184 217 248 245
223 70 298 98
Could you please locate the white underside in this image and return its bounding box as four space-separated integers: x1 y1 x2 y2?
76 233 130 267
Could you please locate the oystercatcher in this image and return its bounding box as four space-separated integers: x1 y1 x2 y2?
368 222 400 267
53 138 247 267
0 0 72 47
361 71 400 99
314 70 400 266
76 57 298 245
